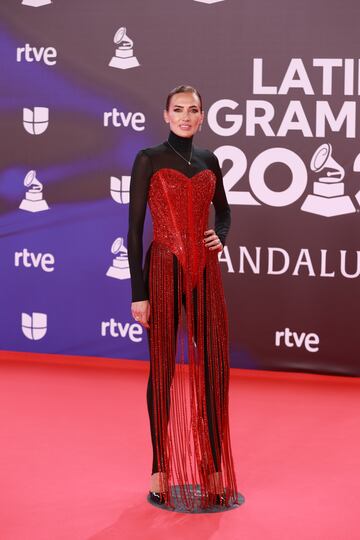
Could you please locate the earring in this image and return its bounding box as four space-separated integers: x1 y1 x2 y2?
199 123 202 132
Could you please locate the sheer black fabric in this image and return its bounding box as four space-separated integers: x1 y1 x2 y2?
127 130 231 302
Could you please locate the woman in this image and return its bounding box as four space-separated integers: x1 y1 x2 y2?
127 85 239 512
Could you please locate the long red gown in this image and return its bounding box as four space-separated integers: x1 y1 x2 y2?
146 167 239 511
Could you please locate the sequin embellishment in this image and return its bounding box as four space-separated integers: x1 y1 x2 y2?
146 168 239 511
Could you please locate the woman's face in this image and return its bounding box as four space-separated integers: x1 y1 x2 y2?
163 92 204 137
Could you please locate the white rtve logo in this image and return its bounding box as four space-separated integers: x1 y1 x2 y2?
103 109 145 130
101 319 143 342
15 249 55 272
22 312 47 340
16 44 57 65
275 328 319 352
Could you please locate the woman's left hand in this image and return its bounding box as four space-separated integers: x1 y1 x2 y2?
203 229 223 251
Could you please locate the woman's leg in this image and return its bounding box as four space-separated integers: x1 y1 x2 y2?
182 266 223 477
146 257 223 491
146 253 180 490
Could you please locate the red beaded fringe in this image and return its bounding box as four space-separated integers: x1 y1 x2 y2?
148 240 238 511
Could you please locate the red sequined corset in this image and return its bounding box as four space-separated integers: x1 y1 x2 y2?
148 168 216 285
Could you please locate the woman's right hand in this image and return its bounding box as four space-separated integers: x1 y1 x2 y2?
131 300 150 329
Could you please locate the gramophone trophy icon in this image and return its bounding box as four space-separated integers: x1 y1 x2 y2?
19 170 49 212
106 237 131 279
109 27 139 69
22 0 52 6
301 143 356 217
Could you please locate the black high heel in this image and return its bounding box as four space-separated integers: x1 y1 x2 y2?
209 491 227 506
148 490 167 505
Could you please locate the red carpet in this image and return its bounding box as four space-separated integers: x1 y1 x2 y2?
0 351 358 540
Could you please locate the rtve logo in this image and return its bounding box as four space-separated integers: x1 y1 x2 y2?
103 109 145 130
16 43 57 65
101 319 143 342
22 312 47 340
15 249 55 272
275 328 319 352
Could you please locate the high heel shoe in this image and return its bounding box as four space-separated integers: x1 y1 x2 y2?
148 490 167 505
209 491 227 506
148 472 168 505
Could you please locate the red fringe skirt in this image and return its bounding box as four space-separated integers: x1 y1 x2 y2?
147 240 239 511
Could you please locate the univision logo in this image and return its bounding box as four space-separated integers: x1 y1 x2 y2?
23 107 49 135
110 176 130 204
21 312 47 340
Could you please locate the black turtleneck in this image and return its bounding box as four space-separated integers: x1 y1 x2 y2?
166 129 194 161
127 130 231 302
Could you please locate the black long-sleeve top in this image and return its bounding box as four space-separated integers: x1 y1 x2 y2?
127 129 231 302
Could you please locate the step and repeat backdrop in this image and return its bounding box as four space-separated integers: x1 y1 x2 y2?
0 1 359 376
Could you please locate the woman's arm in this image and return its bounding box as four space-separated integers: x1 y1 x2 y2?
210 153 231 247
127 149 153 302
